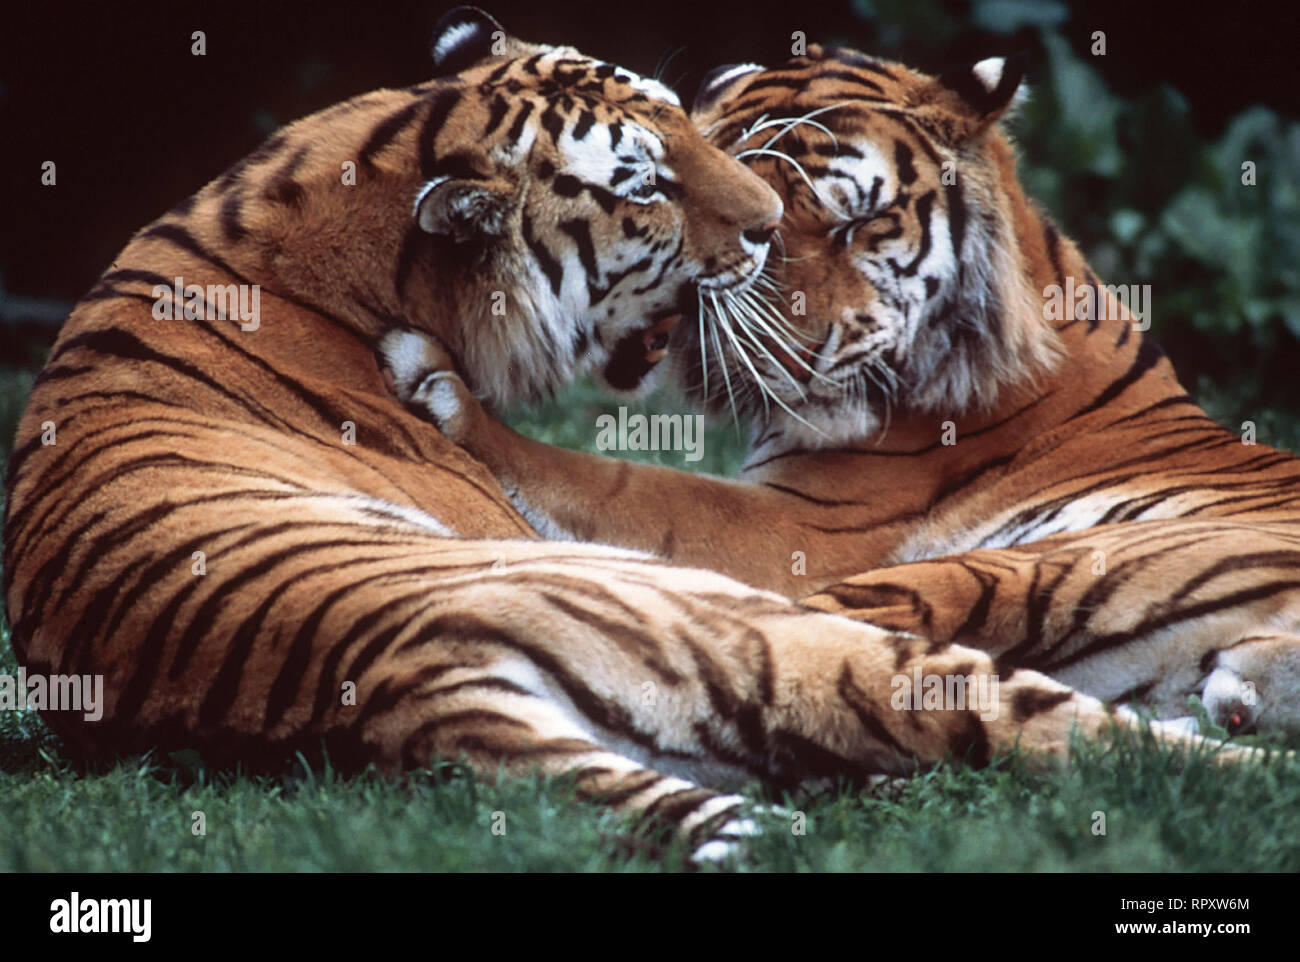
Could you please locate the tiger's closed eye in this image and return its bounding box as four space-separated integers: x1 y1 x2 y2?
829 211 895 247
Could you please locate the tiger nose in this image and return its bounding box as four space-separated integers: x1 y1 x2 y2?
742 215 782 246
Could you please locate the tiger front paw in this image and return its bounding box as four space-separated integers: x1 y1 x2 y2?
378 328 477 443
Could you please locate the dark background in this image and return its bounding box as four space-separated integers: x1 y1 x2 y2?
2 0 1299 437
2 0 1296 301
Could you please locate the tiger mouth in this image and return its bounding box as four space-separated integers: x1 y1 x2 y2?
599 265 765 391
697 267 763 296
603 313 682 390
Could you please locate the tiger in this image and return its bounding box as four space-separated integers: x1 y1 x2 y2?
381 43 1300 740
8 9 1227 862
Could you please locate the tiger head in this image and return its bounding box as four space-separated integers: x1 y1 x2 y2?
372 7 782 409
681 46 1060 446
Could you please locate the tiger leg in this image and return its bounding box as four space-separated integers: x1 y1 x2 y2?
359 649 760 861
801 519 1300 735
352 550 1251 861
378 328 868 595
7 428 1252 861
14 503 1149 858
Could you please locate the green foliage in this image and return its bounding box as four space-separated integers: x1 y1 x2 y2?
848 0 1300 421
1020 40 1300 359
0 369 35 463
503 377 749 476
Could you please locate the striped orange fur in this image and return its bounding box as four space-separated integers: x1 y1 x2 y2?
390 44 1300 739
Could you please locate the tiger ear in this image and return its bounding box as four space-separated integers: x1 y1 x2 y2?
692 63 764 113
932 53 1028 140
430 6 512 76
414 176 514 242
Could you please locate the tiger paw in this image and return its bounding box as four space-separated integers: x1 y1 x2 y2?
378 329 457 398
378 328 477 443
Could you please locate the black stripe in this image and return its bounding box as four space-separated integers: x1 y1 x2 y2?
505 100 535 147
522 213 563 295
559 218 599 281
947 174 966 258
264 145 310 207
359 100 424 169
85 522 258 714
219 190 246 242
483 94 509 136
894 139 917 185
100 268 172 288
139 222 362 342
174 534 404 681
418 87 464 180
1042 217 1066 290
1052 579 1300 672
826 48 899 80
1069 335 1167 422
385 613 695 760
572 109 596 141
540 104 565 142
897 191 935 276
213 132 287 193
393 224 427 297
1010 686 1074 723
836 663 912 761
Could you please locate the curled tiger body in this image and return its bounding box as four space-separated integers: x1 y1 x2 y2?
386 43 1300 738
5 9 1213 860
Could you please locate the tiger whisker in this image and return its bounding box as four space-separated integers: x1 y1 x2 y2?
735 112 771 145
707 293 822 433
734 287 818 362
741 270 840 388
747 102 852 153
707 291 742 430
737 292 836 386
722 291 808 398
696 287 710 403
733 146 852 222
741 281 821 349
716 294 773 418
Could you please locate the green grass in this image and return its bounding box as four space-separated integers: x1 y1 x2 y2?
501 377 749 475
3 377 1300 872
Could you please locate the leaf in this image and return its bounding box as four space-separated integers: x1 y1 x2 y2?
1109 209 1145 246
1042 33 1122 177
970 0 1068 33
